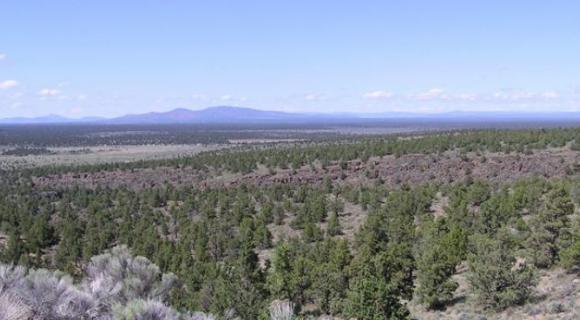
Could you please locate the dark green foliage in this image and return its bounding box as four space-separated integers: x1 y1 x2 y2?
303 221 323 243
310 239 350 314
525 185 573 268
268 242 295 301
415 219 466 309
468 234 538 310
558 216 580 271
254 218 272 250
345 244 414 320
326 211 342 236
476 187 515 235
54 206 84 275
560 237 580 271
466 180 490 206
3 127 580 317
4 229 24 263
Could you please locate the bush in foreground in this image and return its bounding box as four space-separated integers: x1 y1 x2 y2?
0 245 214 320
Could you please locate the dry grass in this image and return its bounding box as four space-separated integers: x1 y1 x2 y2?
0 144 226 169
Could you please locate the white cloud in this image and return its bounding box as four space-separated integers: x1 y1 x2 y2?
191 94 208 101
414 88 446 100
540 91 559 99
454 93 478 101
304 93 326 101
408 88 562 104
491 89 560 101
363 90 394 99
0 80 19 90
217 94 248 103
492 90 531 100
0 53 6 60
38 88 61 97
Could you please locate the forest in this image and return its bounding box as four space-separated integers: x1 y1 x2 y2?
1 127 580 319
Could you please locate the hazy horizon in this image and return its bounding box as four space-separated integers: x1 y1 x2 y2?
7 105 580 124
2 1 580 118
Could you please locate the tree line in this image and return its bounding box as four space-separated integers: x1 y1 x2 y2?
2 173 580 318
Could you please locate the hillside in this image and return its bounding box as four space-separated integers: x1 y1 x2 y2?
2 128 580 319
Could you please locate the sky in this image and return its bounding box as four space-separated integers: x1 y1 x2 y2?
1 0 580 118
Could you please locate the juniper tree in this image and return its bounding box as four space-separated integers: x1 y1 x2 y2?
345 244 414 320
268 242 294 301
415 219 466 309
310 239 351 315
468 234 537 310
525 185 573 268
326 211 342 236
559 218 580 270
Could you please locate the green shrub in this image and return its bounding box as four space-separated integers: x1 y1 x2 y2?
468 234 538 310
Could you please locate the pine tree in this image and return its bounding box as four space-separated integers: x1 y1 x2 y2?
525 186 573 268
273 205 285 225
323 176 333 194
54 211 83 275
311 239 351 315
345 244 414 320
254 218 272 250
414 220 465 309
288 256 312 306
303 221 323 243
3 229 24 264
26 212 55 256
468 234 537 310
560 219 580 270
326 211 342 236
476 189 515 235
231 218 267 319
268 242 294 300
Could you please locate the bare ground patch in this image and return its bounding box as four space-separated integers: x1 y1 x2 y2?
0 144 226 169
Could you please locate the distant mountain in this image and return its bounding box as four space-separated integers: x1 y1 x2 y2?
108 106 314 124
3 106 580 124
107 107 580 124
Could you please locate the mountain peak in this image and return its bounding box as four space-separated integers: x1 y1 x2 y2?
167 107 192 112
203 105 250 111
108 106 300 124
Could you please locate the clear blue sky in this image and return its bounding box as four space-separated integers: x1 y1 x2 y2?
1 0 580 117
